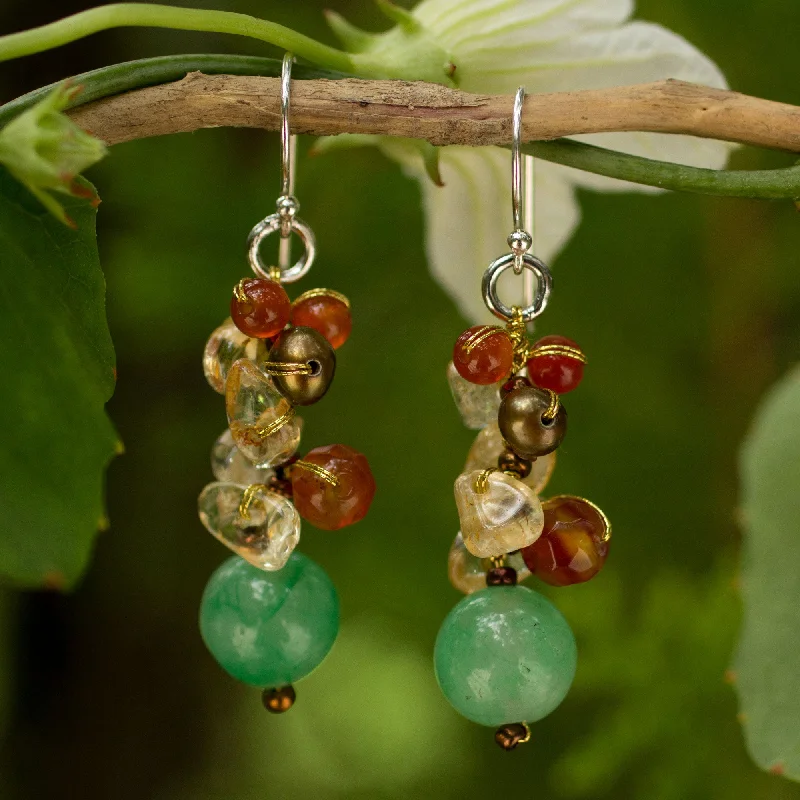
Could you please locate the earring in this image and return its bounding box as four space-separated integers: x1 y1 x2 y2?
196 54 375 713
436 88 611 750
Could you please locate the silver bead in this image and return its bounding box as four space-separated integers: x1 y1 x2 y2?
507 230 532 256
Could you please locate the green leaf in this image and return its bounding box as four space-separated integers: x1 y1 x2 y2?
735 365 800 780
0 166 118 588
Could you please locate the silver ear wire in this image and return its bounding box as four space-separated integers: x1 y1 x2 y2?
482 86 551 323
246 52 317 284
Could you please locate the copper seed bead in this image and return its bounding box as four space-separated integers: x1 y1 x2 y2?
266 474 293 499
486 566 518 587
501 375 531 397
453 326 514 385
498 386 567 459
230 278 291 339
497 449 533 479
262 685 296 713
494 723 530 751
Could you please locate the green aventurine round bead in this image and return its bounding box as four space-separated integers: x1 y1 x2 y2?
199 553 339 687
434 586 576 727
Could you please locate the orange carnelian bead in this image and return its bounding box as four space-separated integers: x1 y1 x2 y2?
291 444 376 530
291 292 352 349
230 278 291 339
527 335 585 394
521 496 610 586
453 326 514 385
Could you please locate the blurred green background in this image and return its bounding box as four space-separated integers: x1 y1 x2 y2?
0 0 798 798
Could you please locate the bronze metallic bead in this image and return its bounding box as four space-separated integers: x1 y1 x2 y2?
262 685 296 713
498 386 567 459
494 723 531 751
497 448 533 479
486 566 518 587
268 326 336 406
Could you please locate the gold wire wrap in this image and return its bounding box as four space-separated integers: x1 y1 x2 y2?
254 406 296 438
462 325 505 355
261 361 314 376
489 555 507 569
505 307 531 374
541 389 560 422
292 287 351 309
238 483 270 520
518 722 532 744
474 468 497 494
233 278 248 303
528 343 588 364
268 265 282 283
292 460 339 488
544 494 613 542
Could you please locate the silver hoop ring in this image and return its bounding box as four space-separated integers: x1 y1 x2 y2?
482 253 552 322
247 213 316 283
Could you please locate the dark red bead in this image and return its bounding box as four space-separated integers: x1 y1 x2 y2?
291 292 352 349
527 335 585 394
453 326 514 385
291 444 376 530
230 278 291 339
521 496 610 586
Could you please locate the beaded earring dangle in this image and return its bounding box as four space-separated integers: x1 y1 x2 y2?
197 54 376 713
435 88 611 750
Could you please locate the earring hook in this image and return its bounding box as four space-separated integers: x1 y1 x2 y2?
481 85 551 323
245 52 316 283
511 87 525 234
280 52 295 199
509 87 534 276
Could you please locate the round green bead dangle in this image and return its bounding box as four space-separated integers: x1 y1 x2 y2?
434 582 576 728
439 85 611 750
200 553 339 693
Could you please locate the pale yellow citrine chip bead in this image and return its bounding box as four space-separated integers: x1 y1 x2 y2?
464 422 556 495
448 531 531 594
211 428 275 485
202 318 266 394
446 361 502 430
198 482 300 571
454 470 544 558
225 359 302 468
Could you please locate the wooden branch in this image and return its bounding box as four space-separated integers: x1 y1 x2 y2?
68 73 800 153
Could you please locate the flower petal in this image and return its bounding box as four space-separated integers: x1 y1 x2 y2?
443 19 728 93
415 0 634 57
430 15 733 189
382 142 579 322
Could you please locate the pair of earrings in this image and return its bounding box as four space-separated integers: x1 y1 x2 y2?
194 64 610 749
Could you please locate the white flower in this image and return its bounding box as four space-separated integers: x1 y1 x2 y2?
331 0 732 322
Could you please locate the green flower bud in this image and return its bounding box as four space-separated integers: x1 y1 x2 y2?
0 82 107 226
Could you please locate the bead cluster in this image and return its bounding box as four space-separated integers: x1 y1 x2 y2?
197 276 375 710
440 313 610 749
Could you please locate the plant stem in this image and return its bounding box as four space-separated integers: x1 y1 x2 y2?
0 3 356 73
521 140 800 200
